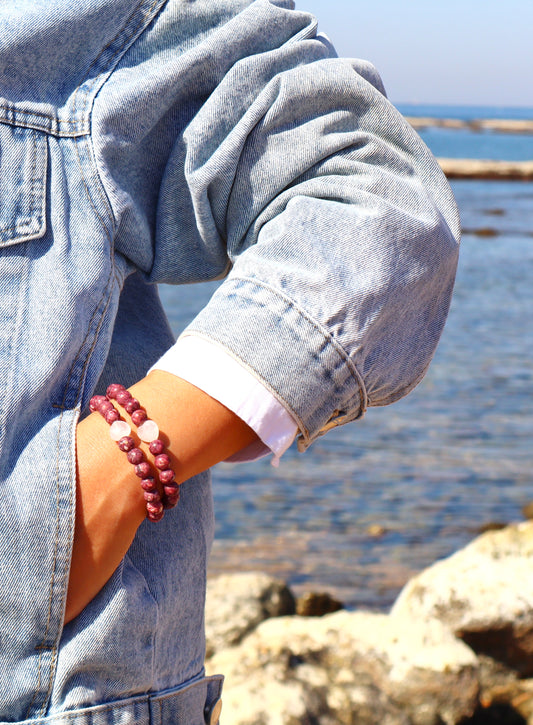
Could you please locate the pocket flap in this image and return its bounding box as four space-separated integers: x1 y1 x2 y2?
0 123 47 247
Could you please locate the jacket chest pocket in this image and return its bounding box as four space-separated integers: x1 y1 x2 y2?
0 122 47 247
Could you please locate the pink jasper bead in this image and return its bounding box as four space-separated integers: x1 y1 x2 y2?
149 439 165 456
164 487 180 509
143 490 161 503
146 501 164 516
154 453 170 470
104 408 120 424
124 398 140 414
131 409 147 426
163 481 179 494
140 477 157 492
117 436 135 452
159 469 175 484
135 461 151 478
106 383 124 399
148 508 164 522
126 448 143 465
98 399 114 415
89 395 106 412
115 389 132 406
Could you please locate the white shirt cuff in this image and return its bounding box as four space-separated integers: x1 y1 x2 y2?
149 335 298 465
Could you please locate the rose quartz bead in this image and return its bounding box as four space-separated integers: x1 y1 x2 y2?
159 469 175 484
124 398 140 414
137 419 158 442
109 420 132 441
106 383 124 399
89 395 106 412
126 448 143 465
104 408 120 424
109 418 128 437
131 409 147 426
117 436 135 452
134 461 151 479
149 439 165 456
115 389 132 406
140 477 157 492
154 453 170 470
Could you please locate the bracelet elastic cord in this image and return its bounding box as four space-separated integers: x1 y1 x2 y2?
89 384 180 522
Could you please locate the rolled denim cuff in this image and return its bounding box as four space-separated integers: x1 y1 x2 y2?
185 276 367 451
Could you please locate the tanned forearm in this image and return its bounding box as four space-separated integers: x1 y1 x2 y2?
66 369 258 623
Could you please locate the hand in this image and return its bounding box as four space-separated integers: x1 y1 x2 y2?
65 370 258 622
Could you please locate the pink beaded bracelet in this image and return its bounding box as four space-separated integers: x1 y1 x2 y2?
89 384 180 521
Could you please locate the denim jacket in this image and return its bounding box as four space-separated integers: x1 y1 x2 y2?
0 1 460 722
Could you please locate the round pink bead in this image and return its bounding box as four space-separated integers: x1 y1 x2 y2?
115 389 132 406
143 490 161 503
127 448 143 465
109 420 131 441
104 408 120 424
159 469 175 484
164 484 180 499
131 409 147 426
147 508 164 523
134 461 151 478
146 501 164 516
89 395 106 412
154 453 170 470
149 439 165 456
137 419 158 442
117 436 135 452
106 383 125 399
124 398 140 414
140 477 157 492
164 485 180 509
98 399 114 415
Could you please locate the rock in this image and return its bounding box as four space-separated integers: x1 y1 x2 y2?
205 572 295 657
437 158 533 181
295 591 344 617
391 522 533 675
405 116 533 136
207 610 478 725
522 503 533 521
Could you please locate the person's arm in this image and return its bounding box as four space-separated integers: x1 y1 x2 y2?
66 369 258 623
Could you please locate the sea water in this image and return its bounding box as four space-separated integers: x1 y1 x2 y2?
158 105 533 610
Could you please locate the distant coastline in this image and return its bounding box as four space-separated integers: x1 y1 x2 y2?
405 116 533 135
402 115 533 180
437 157 533 180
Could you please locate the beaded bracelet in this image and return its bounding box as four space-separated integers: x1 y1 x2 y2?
89 384 180 522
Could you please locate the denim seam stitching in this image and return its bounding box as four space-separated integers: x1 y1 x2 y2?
28 135 117 716
0 130 42 237
70 0 163 129
229 274 368 425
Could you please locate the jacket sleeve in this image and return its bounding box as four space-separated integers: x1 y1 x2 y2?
115 1 461 450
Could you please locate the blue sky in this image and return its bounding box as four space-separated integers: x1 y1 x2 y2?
296 0 533 108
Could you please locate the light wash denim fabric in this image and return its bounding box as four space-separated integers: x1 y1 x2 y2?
0 0 460 722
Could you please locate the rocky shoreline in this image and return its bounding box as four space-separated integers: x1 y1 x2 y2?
401 115 533 180
205 522 533 724
405 117 533 135
438 158 533 181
